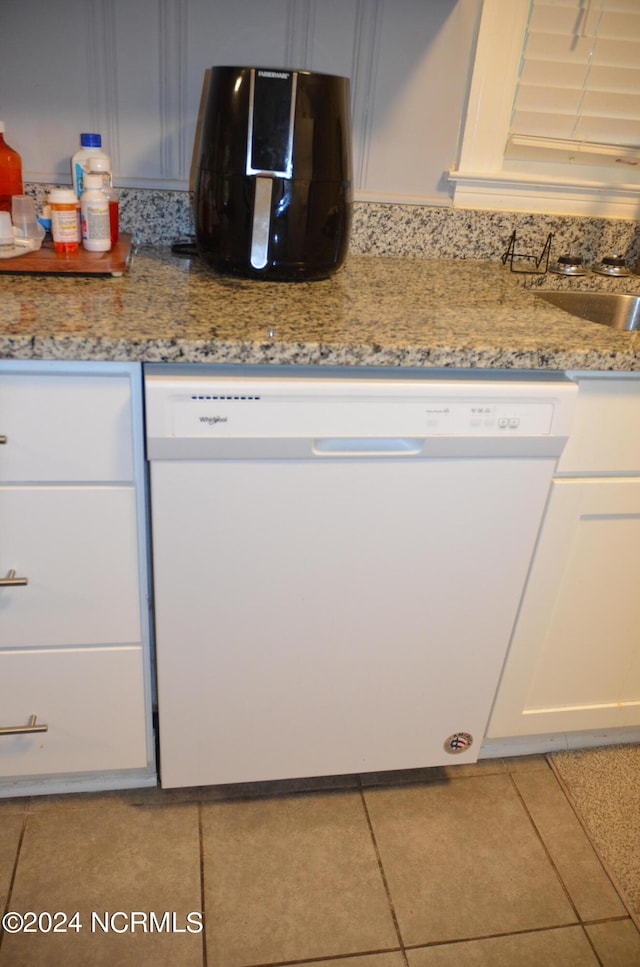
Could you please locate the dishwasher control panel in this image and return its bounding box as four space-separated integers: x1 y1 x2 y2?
145 371 577 460
423 401 552 434
171 397 555 437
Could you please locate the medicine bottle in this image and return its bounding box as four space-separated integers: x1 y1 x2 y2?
0 121 24 213
80 173 111 252
49 189 80 254
87 155 119 245
71 133 111 199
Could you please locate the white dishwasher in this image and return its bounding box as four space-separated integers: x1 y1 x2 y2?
144 365 576 788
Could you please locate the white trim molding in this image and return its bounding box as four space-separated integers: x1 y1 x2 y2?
451 169 640 219
454 0 529 177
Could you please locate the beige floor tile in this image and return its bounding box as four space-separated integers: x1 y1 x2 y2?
199 771 360 801
0 796 28 812
0 800 203 967
586 918 640 967
360 766 453 787
441 758 509 779
502 754 552 773
406 925 599 966
201 789 398 967
513 768 626 920
0 810 23 909
364 774 577 946
27 784 199 811
361 759 507 788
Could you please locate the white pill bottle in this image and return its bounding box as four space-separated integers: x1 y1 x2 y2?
71 133 111 199
80 173 111 251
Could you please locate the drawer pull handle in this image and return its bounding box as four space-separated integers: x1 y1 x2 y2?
0 435 6 444
0 569 28 587
0 714 48 736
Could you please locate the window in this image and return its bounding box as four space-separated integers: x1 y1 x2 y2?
450 0 640 217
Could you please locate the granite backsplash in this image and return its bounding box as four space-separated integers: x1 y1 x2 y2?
24 184 640 268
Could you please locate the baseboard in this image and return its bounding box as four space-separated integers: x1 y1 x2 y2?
480 727 640 759
0 767 157 799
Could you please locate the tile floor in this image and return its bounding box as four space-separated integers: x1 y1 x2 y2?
1 756 640 967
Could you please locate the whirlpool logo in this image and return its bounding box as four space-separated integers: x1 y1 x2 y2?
199 415 228 425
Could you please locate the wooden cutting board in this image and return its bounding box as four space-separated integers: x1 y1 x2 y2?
0 234 133 276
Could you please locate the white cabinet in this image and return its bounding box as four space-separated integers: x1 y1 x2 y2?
487 376 640 742
0 361 155 796
487 477 640 737
0 648 148 777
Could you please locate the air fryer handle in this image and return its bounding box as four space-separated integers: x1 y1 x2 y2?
251 177 272 270
247 69 298 270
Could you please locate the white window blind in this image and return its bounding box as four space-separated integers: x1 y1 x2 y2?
507 0 640 167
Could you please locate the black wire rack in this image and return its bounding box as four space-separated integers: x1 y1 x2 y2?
501 231 553 274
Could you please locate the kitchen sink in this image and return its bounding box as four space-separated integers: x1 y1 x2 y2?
537 290 640 331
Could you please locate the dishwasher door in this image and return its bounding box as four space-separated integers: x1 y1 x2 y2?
145 369 577 788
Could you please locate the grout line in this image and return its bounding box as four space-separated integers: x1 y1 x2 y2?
506 770 583 924
579 924 606 967
198 800 208 967
402 919 611 957
0 799 30 955
404 920 590 947
358 780 410 967
506 768 611 967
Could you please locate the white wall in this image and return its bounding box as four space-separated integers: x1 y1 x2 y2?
0 0 481 205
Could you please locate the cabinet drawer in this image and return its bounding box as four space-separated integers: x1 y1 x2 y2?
0 374 134 482
0 487 141 648
0 647 148 777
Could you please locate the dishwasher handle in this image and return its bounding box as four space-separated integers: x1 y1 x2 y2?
146 434 571 460
312 437 423 456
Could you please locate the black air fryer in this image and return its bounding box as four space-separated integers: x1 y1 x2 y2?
194 67 352 281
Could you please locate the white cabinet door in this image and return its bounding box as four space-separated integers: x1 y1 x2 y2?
0 647 148 776
0 486 141 648
0 373 134 482
487 477 640 738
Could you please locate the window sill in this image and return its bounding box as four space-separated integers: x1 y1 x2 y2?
448 169 640 219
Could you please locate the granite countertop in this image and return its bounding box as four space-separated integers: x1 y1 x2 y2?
1 245 640 371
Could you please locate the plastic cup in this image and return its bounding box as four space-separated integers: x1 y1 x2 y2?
11 194 44 244
11 194 36 226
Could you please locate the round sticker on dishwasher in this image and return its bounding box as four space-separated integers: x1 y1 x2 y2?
444 732 474 754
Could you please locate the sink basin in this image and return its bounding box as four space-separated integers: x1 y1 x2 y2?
537 290 640 331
